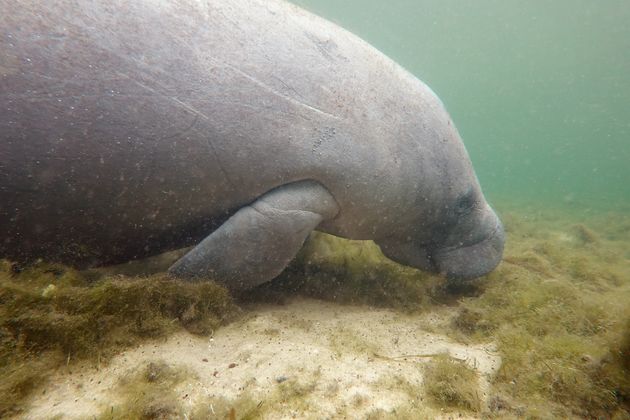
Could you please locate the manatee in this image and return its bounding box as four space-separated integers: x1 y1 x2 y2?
0 0 504 290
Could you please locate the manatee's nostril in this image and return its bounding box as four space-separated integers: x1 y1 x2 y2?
454 188 476 216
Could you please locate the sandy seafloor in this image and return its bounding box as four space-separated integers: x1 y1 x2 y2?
9 202 630 419
26 301 498 419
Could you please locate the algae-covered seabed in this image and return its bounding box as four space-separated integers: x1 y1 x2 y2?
2 202 629 419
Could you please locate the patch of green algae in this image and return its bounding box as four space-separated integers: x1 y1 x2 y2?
423 354 481 412
0 262 237 417
451 205 630 418
242 231 458 311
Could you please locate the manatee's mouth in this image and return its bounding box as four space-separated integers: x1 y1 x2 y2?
376 212 505 280
430 219 505 280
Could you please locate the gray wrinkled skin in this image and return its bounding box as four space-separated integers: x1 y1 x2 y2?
0 0 504 290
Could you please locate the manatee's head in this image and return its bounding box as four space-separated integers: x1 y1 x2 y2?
377 190 504 280
375 85 504 280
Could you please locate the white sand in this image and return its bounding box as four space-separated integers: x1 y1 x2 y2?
25 299 500 419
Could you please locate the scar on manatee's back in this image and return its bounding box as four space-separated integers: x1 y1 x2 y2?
303 31 347 62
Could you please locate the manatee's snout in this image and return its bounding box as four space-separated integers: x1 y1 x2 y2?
377 206 505 280
432 208 505 280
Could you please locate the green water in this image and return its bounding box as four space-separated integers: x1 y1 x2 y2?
292 0 630 210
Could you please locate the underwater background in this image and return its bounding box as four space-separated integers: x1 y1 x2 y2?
2 1 629 418
293 0 630 210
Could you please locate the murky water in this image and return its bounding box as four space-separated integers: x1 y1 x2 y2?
1 1 629 418
293 0 630 209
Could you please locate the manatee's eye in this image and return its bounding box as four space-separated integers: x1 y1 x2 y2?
454 189 476 216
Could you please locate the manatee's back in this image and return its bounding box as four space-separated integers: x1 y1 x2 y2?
1 0 439 266
0 0 364 265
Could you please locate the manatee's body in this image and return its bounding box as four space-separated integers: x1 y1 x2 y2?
0 0 504 289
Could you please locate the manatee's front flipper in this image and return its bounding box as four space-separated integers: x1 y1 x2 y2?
168 180 339 291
